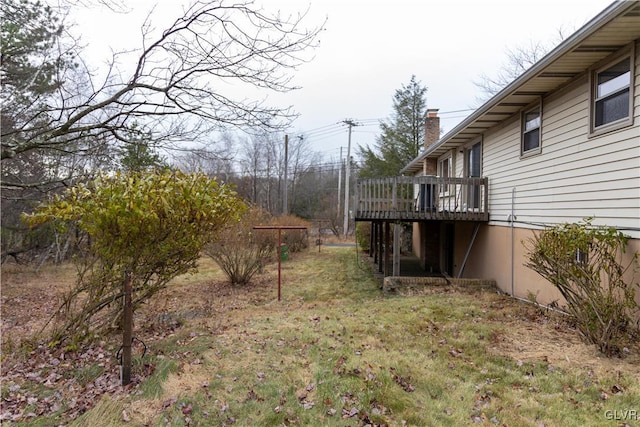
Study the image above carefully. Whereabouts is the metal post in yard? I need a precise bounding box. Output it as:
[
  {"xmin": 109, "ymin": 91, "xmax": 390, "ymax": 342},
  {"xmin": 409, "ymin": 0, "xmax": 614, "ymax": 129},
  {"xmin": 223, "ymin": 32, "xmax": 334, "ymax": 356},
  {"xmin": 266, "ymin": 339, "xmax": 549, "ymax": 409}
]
[
  {"xmin": 277, "ymin": 228, "xmax": 282, "ymax": 300},
  {"xmin": 121, "ymin": 271, "xmax": 133, "ymax": 386},
  {"xmin": 253, "ymin": 225, "xmax": 308, "ymax": 301}
]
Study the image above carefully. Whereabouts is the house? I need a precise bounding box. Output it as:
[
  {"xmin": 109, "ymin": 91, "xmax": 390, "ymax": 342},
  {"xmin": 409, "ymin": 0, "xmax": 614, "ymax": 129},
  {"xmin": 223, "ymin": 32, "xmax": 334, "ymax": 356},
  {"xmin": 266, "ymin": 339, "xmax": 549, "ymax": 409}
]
[{"xmin": 354, "ymin": 0, "xmax": 640, "ymax": 306}]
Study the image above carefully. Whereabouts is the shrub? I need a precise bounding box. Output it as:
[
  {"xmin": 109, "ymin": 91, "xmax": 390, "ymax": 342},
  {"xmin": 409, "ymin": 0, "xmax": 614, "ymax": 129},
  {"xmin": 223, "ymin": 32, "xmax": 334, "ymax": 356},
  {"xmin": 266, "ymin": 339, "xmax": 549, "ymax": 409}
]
[
  {"xmin": 524, "ymin": 219, "xmax": 639, "ymax": 356},
  {"xmin": 23, "ymin": 170, "xmax": 245, "ymax": 344},
  {"xmin": 269, "ymin": 215, "xmax": 311, "ymax": 253},
  {"xmin": 356, "ymin": 221, "xmax": 371, "ymax": 252},
  {"xmin": 204, "ymin": 206, "xmax": 274, "ymax": 286}
]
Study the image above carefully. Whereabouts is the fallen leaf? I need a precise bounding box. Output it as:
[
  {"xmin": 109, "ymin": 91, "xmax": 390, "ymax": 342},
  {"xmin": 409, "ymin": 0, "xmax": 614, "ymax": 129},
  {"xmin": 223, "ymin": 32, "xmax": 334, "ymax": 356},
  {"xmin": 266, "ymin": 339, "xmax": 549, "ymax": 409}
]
[
  {"xmin": 162, "ymin": 397, "xmax": 177, "ymax": 409},
  {"xmin": 342, "ymin": 407, "xmax": 359, "ymax": 418},
  {"xmin": 611, "ymin": 384, "xmax": 624, "ymax": 394}
]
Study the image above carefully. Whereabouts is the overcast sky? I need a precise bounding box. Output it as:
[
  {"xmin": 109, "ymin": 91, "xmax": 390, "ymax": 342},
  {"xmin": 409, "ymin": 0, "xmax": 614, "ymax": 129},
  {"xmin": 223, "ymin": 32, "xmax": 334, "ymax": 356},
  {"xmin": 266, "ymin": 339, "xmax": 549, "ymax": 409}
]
[{"xmin": 73, "ymin": 0, "xmax": 614, "ymax": 161}]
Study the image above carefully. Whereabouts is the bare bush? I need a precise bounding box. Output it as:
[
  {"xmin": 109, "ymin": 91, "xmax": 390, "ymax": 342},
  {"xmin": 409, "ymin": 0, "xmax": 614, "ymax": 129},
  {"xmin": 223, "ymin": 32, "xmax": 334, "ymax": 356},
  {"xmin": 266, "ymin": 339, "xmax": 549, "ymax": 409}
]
[
  {"xmin": 270, "ymin": 215, "xmax": 311, "ymax": 253},
  {"xmin": 524, "ymin": 219, "xmax": 639, "ymax": 356},
  {"xmin": 356, "ymin": 221, "xmax": 371, "ymax": 252},
  {"xmin": 205, "ymin": 206, "xmax": 274, "ymax": 286}
]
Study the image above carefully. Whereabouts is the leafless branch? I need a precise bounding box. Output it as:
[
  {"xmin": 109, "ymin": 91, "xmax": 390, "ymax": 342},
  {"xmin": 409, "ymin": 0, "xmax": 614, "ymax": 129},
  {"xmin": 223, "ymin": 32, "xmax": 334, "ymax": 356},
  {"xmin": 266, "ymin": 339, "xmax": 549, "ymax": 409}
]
[{"xmin": 2, "ymin": 0, "xmax": 324, "ymax": 165}]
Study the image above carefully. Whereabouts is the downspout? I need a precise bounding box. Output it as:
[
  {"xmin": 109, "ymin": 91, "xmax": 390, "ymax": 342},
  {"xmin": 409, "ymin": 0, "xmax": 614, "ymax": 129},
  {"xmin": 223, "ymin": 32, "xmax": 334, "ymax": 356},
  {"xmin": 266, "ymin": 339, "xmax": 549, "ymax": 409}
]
[{"xmin": 510, "ymin": 187, "xmax": 516, "ymax": 297}]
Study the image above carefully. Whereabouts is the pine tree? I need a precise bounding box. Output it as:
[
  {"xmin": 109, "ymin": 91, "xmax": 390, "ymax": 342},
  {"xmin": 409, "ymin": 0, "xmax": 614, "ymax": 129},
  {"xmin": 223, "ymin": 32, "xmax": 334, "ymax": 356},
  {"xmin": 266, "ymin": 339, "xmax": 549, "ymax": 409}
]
[
  {"xmin": 119, "ymin": 125, "xmax": 166, "ymax": 172},
  {"xmin": 358, "ymin": 75, "xmax": 427, "ymax": 178}
]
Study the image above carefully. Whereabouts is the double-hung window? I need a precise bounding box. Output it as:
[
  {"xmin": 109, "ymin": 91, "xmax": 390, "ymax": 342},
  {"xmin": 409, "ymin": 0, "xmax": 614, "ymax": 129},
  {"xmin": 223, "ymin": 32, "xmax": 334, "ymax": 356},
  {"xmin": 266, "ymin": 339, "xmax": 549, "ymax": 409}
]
[
  {"xmin": 591, "ymin": 47, "xmax": 634, "ymax": 134},
  {"xmin": 521, "ymin": 105, "xmax": 541, "ymax": 156},
  {"xmin": 439, "ymin": 157, "xmax": 450, "ymax": 179},
  {"xmin": 439, "ymin": 156, "xmax": 451, "ymax": 194}
]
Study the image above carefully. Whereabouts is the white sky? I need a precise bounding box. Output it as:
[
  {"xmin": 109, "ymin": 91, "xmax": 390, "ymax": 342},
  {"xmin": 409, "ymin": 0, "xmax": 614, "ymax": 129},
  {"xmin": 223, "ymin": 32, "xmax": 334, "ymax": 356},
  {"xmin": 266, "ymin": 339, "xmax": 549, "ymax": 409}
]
[{"xmin": 72, "ymin": 0, "xmax": 614, "ymax": 161}]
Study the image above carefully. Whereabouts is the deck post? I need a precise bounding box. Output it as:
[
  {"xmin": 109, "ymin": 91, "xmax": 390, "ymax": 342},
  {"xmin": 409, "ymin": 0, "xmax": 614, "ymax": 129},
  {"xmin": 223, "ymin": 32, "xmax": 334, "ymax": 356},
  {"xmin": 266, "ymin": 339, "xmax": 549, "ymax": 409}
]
[
  {"xmin": 369, "ymin": 221, "xmax": 374, "ymax": 257},
  {"xmin": 393, "ymin": 222, "xmax": 401, "ymax": 276},
  {"xmin": 377, "ymin": 221, "xmax": 383, "ymax": 273},
  {"xmin": 392, "ymin": 178, "xmax": 398, "ymax": 213},
  {"xmin": 384, "ymin": 221, "xmax": 391, "ymax": 276},
  {"xmin": 373, "ymin": 221, "xmax": 379, "ymax": 264}
]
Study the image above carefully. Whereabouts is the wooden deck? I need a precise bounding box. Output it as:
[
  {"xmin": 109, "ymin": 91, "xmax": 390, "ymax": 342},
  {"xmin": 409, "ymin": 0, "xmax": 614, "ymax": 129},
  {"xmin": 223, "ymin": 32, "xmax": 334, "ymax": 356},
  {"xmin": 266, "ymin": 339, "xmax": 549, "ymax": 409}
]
[{"xmin": 355, "ymin": 176, "xmax": 489, "ymax": 222}]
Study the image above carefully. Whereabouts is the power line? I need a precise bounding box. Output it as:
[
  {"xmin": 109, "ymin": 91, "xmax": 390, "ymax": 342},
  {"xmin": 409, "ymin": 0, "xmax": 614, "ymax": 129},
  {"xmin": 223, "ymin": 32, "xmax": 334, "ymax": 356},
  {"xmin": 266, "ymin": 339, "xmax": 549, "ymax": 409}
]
[
  {"xmin": 439, "ymin": 108, "xmax": 475, "ymax": 115},
  {"xmin": 302, "ymin": 127, "xmax": 346, "ymax": 139},
  {"xmin": 290, "ymin": 110, "xmax": 450, "ymax": 142},
  {"xmin": 301, "ymin": 122, "xmax": 345, "ymax": 134}
]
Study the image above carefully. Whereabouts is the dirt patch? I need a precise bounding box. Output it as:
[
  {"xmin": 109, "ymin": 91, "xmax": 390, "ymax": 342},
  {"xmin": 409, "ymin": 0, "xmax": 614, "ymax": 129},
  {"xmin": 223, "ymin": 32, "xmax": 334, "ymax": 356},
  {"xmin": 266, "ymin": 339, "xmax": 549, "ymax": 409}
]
[
  {"xmin": 395, "ymin": 285, "xmax": 640, "ymax": 383},
  {"xmin": 0, "ymin": 258, "xmax": 275, "ymax": 346},
  {"xmin": 0, "ymin": 258, "xmax": 277, "ymax": 424},
  {"xmin": 484, "ymin": 295, "xmax": 640, "ymax": 382},
  {"xmin": 1, "ymin": 262, "xmax": 76, "ymax": 345}
]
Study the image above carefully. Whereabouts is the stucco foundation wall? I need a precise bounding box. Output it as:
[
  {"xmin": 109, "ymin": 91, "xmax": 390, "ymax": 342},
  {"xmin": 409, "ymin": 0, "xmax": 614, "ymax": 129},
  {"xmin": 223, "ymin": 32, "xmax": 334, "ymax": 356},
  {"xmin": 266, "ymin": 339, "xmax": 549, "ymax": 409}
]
[
  {"xmin": 456, "ymin": 224, "xmax": 640, "ymax": 308},
  {"xmin": 456, "ymin": 224, "xmax": 564, "ymax": 305}
]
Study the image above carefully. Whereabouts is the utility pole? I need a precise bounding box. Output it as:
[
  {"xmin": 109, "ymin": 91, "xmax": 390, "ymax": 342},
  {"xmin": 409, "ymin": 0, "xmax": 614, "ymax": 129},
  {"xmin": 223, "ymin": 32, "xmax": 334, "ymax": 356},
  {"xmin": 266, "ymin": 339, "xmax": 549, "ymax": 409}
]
[
  {"xmin": 337, "ymin": 146, "xmax": 342, "ymax": 222},
  {"xmin": 342, "ymin": 120, "xmax": 357, "ymax": 238},
  {"xmin": 283, "ymin": 134, "xmax": 288, "ymax": 215}
]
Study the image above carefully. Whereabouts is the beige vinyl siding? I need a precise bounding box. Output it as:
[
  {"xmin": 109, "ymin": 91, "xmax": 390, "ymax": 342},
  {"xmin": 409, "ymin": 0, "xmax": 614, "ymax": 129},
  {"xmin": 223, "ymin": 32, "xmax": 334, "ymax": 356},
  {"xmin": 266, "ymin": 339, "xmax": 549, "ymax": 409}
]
[{"xmin": 483, "ymin": 41, "xmax": 640, "ymax": 238}]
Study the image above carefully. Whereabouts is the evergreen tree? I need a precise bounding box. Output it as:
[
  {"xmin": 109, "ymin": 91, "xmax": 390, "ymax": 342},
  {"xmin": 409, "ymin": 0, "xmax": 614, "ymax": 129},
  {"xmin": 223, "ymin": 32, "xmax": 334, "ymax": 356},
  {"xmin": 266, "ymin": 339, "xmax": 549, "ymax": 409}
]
[
  {"xmin": 0, "ymin": 0, "xmax": 68, "ymax": 111},
  {"xmin": 120, "ymin": 141, "xmax": 165, "ymax": 172},
  {"xmin": 119, "ymin": 125, "xmax": 166, "ymax": 172},
  {"xmin": 358, "ymin": 75, "xmax": 428, "ymax": 178}
]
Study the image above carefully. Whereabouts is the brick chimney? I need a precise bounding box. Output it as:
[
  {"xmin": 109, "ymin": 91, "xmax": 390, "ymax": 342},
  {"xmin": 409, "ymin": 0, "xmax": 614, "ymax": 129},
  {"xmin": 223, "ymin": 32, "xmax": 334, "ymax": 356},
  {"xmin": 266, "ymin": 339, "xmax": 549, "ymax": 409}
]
[
  {"xmin": 424, "ymin": 108, "xmax": 440, "ymax": 149},
  {"xmin": 423, "ymin": 108, "xmax": 439, "ymax": 175}
]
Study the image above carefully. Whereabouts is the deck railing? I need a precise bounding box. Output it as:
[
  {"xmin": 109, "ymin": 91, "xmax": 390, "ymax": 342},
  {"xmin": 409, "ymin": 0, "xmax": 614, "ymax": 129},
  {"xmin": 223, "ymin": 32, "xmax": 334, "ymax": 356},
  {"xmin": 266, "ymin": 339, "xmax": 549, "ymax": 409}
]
[{"xmin": 355, "ymin": 176, "xmax": 489, "ymax": 221}]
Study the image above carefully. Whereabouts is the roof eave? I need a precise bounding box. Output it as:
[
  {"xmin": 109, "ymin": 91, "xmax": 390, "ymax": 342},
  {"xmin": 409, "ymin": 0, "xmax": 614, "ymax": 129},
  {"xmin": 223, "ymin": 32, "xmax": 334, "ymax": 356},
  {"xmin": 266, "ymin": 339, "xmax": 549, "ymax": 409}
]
[{"xmin": 401, "ymin": 0, "xmax": 631, "ymax": 175}]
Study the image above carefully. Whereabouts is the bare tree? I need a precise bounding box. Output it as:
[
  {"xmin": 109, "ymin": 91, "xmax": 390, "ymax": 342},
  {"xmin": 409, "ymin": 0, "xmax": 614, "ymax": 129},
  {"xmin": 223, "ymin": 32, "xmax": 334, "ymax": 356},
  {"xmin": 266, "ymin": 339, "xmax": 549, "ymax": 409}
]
[
  {"xmin": 174, "ymin": 133, "xmax": 237, "ymax": 182},
  {"xmin": 1, "ymin": 0, "xmax": 324, "ymax": 179},
  {"xmin": 239, "ymin": 133, "xmax": 264, "ymax": 205},
  {"xmin": 473, "ymin": 28, "xmax": 570, "ymax": 103},
  {"xmin": 264, "ymin": 133, "xmax": 281, "ymax": 213},
  {"xmin": 237, "ymin": 130, "xmax": 283, "ymax": 212},
  {"xmin": 287, "ymin": 135, "xmax": 321, "ymax": 213}
]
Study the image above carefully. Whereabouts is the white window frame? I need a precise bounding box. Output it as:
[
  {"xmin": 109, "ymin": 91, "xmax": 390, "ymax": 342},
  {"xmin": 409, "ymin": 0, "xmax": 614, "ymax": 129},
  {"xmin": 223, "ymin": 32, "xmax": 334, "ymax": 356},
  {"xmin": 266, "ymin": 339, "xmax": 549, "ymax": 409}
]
[
  {"xmin": 521, "ymin": 102, "xmax": 542, "ymax": 157},
  {"xmin": 463, "ymin": 138, "xmax": 482, "ymax": 211},
  {"xmin": 589, "ymin": 44, "xmax": 634, "ymax": 136},
  {"xmin": 439, "ymin": 155, "xmax": 452, "ymax": 195}
]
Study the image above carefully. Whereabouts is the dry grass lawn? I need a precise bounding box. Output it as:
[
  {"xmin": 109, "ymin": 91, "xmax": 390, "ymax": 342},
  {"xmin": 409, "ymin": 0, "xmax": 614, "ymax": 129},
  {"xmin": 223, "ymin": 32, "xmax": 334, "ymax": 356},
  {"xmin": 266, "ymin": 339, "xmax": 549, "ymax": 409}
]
[{"xmin": 1, "ymin": 247, "xmax": 639, "ymax": 426}]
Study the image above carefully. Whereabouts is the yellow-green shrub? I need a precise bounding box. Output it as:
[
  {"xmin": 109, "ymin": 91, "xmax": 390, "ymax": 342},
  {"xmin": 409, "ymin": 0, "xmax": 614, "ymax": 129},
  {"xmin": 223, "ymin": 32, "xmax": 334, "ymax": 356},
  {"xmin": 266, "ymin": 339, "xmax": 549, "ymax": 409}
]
[{"xmin": 23, "ymin": 170, "xmax": 245, "ymax": 344}]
